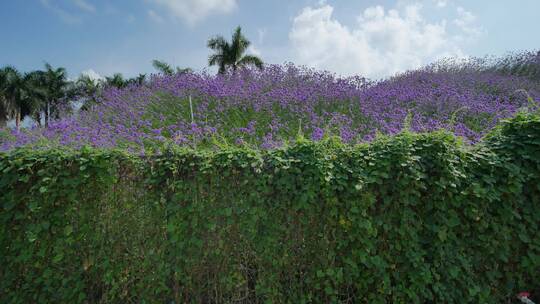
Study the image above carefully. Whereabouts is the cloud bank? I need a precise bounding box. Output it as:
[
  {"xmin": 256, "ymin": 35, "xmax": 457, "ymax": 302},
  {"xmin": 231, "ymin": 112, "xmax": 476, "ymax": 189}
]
[
  {"xmin": 150, "ymin": 0, "xmax": 237, "ymax": 25},
  {"xmin": 289, "ymin": 3, "xmax": 482, "ymax": 78},
  {"xmin": 81, "ymin": 69, "xmax": 104, "ymax": 82}
]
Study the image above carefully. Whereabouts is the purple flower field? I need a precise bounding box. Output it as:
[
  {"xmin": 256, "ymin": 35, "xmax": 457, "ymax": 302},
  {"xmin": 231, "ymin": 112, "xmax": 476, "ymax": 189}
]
[{"xmin": 1, "ymin": 54, "xmax": 539, "ymax": 153}]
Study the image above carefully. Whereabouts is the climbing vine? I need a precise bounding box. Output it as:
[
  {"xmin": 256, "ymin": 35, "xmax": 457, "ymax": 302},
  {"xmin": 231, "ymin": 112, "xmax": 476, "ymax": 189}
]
[{"xmin": 1, "ymin": 111, "xmax": 539, "ymax": 303}]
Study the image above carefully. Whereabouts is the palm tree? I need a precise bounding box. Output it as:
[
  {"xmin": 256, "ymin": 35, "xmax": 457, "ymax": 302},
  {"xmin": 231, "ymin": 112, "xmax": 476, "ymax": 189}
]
[
  {"xmin": 1, "ymin": 64, "xmax": 74, "ymax": 129},
  {"xmin": 0, "ymin": 66, "xmax": 25, "ymax": 130},
  {"xmin": 105, "ymin": 73, "xmax": 127, "ymax": 89},
  {"xmin": 127, "ymin": 73, "xmax": 147, "ymax": 86},
  {"xmin": 43, "ymin": 63, "xmax": 70, "ymax": 126},
  {"xmin": 152, "ymin": 59, "xmax": 193, "ymax": 75},
  {"xmin": 21, "ymin": 70, "xmax": 48, "ymax": 127},
  {"xmin": 0, "ymin": 69, "xmax": 9, "ymax": 127},
  {"xmin": 76, "ymin": 74, "xmax": 101, "ymax": 111},
  {"xmin": 176, "ymin": 67, "xmax": 193, "ymax": 74},
  {"xmin": 152, "ymin": 60, "xmax": 174, "ymax": 75},
  {"xmin": 207, "ymin": 26, "xmax": 263, "ymax": 74},
  {"xmin": 77, "ymin": 75, "xmax": 100, "ymax": 94}
]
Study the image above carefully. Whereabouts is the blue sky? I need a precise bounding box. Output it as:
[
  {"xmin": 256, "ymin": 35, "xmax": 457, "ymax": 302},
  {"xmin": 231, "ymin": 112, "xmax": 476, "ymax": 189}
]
[{"xmin": 1, "ymin": 0, "xmax": 538, "ymax": 80}]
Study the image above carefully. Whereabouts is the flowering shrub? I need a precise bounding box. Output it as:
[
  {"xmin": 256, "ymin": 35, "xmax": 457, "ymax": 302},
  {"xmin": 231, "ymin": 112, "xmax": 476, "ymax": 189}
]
[
  {"xmin": 2, "ymin": 54, "xmax": 539, "ymax": 152},
  {"xmin": 1, "ymin": 110, "xmax": 539, "ymax": 302}
]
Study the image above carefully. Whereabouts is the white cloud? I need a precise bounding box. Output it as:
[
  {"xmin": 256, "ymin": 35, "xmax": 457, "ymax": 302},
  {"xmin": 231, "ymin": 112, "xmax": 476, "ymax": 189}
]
[
  {"xmin": 148, "ymin": 9, "xmax": 164, "ymax": 23},
  {"xmin": 453, "ymin": 6, "xmax": 483, "ymax": 40},
  {"xmin": 248, "ymin": 45, "xmax": 262, "ymax": 57},
  {"xmin": 435, "ymin": 0, "xmax": 448, "ymax": 8},
  {"xmin": 40, "ymin": 0, "xmax": 82, "ymax": 24},
  {"xmin": 289, "ymin": 3, "xmax": 481, "ymax": 78},
  {"xmin": 81, "ymin": 69, "xmax": 104, "ymax": 82},
  {"xmin": 72, "ymin": 0, "xmax": 95, "ymax": 12},
  {"xmin": 150, "ymin": 0, "xmax": 237, "ymax": 25}
]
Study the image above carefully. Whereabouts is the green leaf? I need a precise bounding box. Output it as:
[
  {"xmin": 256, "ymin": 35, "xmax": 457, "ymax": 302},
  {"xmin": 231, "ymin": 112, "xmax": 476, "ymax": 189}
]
[
  {"xmin": 26, "ymin": 231, "xmax": 37, "ymax": 243},
  {"xmin": 518, "ymin": 232, "xmax": 530, "ymax": 243},
  {"xmin": 324, "ymin": 286, "xmax": 334, "ymax": 295},
  {"xmin": 53, "ymin": 253, "xmax": 64, "ymax": 263},
  {"xmin": 64, "ymin": 225, "xmax": 73, "ymax": 236},
  {"xmin": 437, "ymin": 228, "xmax": 447, "ymax": 242},
  {"xmin": 449, "ymin": 267, "xmax": 459, "ymax": 278}
]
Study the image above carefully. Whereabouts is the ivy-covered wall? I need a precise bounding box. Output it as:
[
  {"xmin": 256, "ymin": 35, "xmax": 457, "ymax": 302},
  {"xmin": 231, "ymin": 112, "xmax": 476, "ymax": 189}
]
[{"xmin": 1, "ymin": 111, "xmax": 539, "ymax": 303}]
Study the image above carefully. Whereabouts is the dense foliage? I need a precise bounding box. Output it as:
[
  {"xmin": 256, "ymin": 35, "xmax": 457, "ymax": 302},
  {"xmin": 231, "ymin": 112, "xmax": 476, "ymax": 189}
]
[
  {"xmin": 207, "ymin": 26, "xmax": 264, "ymax": 74},
  {"xmin": 2, "ymin": 51, "xmax": 539, "ymax": 152},
  {"xmin": 1, "ymin": 110, "xmax": 539, "ymax": 303},
  {"xmin": 0, "ymin": 64, "xmax": 76, "ymax": 130},
  {"xmin": 0, "ymin": 25, "xmax": 257, "ymax": 135},
  {"xmin": 0, "ymin": 61, "xmax": 185, "ymax": 130}
]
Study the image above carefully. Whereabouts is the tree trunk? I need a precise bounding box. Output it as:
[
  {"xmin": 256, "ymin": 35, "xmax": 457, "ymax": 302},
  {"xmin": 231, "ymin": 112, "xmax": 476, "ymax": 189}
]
[
  {"xmin": 0, "ymin": 107, "xmax": 7, "ymax": 128},
  {"xmin": 34, "ymin": 112, "xmax": 42, "ymax": 127},
  {"xmin": 15, "ymin": 110, "xmax": 21, "ymax": 131},
  {"xmin": 0, "ymin": 99, "xmax": 7, "ymax": 128},
  {"xmin": 45, "ymin": 102, "xmax": 49, "ymax": 127}
]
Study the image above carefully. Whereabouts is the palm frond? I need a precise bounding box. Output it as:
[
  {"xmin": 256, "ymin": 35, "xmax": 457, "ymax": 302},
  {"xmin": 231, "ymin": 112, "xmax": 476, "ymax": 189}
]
[
  {"xmin": 207, "ymin": 36, "xmax": 228, "ymax": 51},
  {"xmin": 207, "ymin": 26, "xmax": 262, "ymax": 74},
  {"xmin": 208, "ymin": 54, "xmax": 221, "ymax": 66},
  {"xmin": 152, "ymin": 60, "xmax": 174, "ymax": 75},
  {"xmin": 105, "ymin": 73, "xmax": 126, "ymax": 88},
  {"xmin": 231, "ymin": 26, "xmax": 250, "ymax": 61},
  {"xmin": 176, "ymin": 67, "xmax": 193, "ymax": 74},
  {"xmin": 238, "ymin": 55, "xmax": 263, "ymax": 70}
]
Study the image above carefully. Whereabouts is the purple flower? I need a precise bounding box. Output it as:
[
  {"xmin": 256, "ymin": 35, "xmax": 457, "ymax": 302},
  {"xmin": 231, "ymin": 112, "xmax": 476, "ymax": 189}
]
[
  {"xmin": 2, "ymin": 54, "xmax": 539, "ymax": 151},
  {"xmin": 311, "ymin": 127, "xmax": 324, "ymax": 141}
]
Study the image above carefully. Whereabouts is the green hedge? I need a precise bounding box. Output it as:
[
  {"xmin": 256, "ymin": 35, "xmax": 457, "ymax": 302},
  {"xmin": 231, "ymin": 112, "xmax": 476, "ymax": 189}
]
[{"xmin": 1, "ymin": 111, "xmax": 540, "ymax": 303}]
